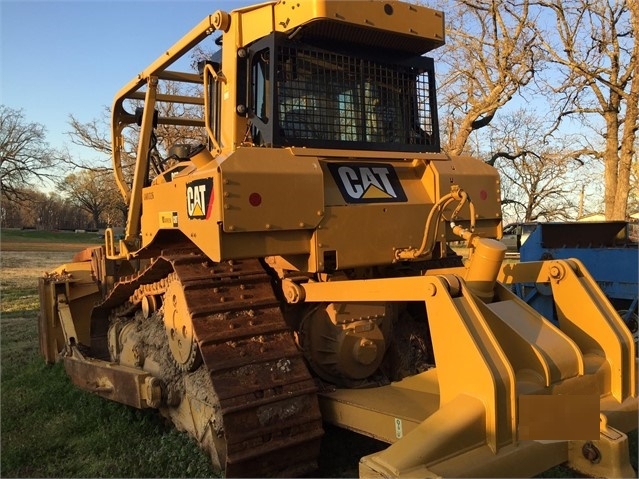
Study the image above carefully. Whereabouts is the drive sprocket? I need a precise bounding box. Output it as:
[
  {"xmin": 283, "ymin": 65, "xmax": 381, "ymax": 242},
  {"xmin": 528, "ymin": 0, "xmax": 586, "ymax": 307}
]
[{"xmin": 163, "ymin": 276, "xmax": 201, "ymax": 371}]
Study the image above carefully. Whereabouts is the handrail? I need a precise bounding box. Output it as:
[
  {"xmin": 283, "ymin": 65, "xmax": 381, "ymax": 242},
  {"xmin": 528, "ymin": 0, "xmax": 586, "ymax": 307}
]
[
  {"xmin": 110, "ymin": 10, "xmax": 230, "ymax": 224},
  {"xmin": 203, "ymin": 63, "xmax": 224, "ymax": 155}
]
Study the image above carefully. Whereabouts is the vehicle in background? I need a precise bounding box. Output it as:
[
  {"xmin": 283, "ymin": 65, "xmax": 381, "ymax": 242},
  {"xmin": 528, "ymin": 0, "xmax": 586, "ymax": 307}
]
[{"xmin": 500, "ymin": 222, "xmax": 538, "ymax": 251}]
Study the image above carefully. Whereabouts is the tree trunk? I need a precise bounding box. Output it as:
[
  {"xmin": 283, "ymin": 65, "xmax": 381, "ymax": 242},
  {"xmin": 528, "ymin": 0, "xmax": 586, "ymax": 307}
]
[
  {"xmin": 614, "ymin": 0, "xmax": 639, "ymax": 220},
  {"xmin": 603, "ymin": 110, "xmax": 620, "ymax": 219}
]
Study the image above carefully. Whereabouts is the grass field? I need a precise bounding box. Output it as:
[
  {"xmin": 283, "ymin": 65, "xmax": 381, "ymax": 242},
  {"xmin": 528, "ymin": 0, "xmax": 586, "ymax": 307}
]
[
  {"xmin": 1, "ymin": 230, "xmax": 636, "ymax": 478},
  {"xmin": 0, "ymin": 236, "xmax": 218, "ymax": 477},
  {"xmin": 1, "ymin": 228, "xmax": 103, "ymax": 250}
]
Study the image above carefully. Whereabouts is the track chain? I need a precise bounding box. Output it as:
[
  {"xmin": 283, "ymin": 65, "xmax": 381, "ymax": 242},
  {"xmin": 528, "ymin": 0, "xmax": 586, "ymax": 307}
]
[{"xmin": 92, "ymin": 250, "xmax": 324, "ymax": 477}]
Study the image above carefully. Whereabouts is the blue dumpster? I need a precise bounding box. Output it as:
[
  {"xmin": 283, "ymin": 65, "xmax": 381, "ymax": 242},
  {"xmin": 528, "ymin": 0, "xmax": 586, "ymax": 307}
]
[{"xmin": 514, "ymin": 221, "xmax": 638, "ymax": 350}]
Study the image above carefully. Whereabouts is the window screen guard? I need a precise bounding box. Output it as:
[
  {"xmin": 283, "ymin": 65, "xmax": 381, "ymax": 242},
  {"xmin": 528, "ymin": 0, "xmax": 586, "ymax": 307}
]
[{"xmin": 247, "ymin": 34, "xmax": 440, "ymax": 153}]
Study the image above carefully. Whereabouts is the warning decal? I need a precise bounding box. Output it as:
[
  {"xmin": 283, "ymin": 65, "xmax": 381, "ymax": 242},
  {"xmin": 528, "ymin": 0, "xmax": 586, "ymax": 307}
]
[
  {"xmin": 186, "ymin": 178, "xmax": 214, "ymax": 220},
  {"xmin": 327, "ymin": 163, "xmax": 407, "ymax": 203},
  {"xmin": 159, "ymin": 211, "xmax": 178, "ymax": 228}
]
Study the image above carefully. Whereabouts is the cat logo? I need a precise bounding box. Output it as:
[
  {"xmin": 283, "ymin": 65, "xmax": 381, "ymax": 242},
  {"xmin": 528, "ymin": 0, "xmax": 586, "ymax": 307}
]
[
  {"xmin": 186, "ymin": 178, "xmax": 214, "ymax": 219},
  {"xmin": 327, "ymin": 163, "xmax": 407, "ymax": 203}
]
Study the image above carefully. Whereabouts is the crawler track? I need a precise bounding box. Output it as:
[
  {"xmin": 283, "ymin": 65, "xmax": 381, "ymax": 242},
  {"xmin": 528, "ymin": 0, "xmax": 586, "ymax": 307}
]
[{"xmin": 92, "ymin": 250, "xmax": 324, "ymax": 477}]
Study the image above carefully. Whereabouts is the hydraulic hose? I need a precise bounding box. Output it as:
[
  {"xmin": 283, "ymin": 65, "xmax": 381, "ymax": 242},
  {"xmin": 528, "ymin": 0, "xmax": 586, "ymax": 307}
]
[{"xmin": 395, "ymin": 188, "xmax": 475, "ymax": 260}]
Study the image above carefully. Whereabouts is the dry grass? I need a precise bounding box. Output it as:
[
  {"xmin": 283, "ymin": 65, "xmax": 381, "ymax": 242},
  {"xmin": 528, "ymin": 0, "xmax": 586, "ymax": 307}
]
[
  {"xmin": 0, "ymin": 229, "xmax": 96, "ymax": 315},
  {"xmin": 2, "ymin": 242, "xmax": 93, "ymax": 251},
  {"xmin": 1, "ymin": 250, "xmax": 74, "ymax": 272},
  {"xmin": 1, "ymin": 251, "xmax": 75, "ymax": 314}
]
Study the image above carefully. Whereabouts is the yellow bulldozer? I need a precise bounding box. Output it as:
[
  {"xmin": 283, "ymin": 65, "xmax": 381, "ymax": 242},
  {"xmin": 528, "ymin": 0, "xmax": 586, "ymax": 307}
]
[{"xmin": 39, "ymin": 1, "xmax": 637, "ymax": 477}]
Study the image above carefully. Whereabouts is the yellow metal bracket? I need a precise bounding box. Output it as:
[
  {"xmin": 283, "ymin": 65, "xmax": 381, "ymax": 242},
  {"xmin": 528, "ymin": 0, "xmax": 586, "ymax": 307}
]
[
  {"xmin": 104, "ymin": 226, "xmax": 134, "ymax": 260},
  {"xmin": 287, "ymin": 259, "xmax": 637, "ymax": 477},
  {"xmin": 290, "ymin": 274, "xmax": 517, "ymax": 456},
  {"xmin": 203, "ymin": 63, "xmax": 225, "ymax": 155},
  {"xmin": 56, "ymin": 293, "xmax": 79, "ymax": 347},
  {"xmin": 63, "ymin": 356, "xmax": 163, "ymax": 409},
  {"xmin": 499, "ymin": 258, "xmax": 637, "ymax": 401}
]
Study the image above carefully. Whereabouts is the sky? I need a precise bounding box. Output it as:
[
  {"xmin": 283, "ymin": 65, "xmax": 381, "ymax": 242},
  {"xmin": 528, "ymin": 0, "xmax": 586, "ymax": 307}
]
[{"xmin": 0, "ymin": 0, "xmax": 246, "ymax": 163}]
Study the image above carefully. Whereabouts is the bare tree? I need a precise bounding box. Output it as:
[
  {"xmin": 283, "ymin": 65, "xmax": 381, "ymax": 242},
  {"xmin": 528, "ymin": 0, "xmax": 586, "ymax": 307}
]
[
  {"xmin": 488, "ymin": 109, "xmax": 587, "ymax": 222},
  {"xmin": 67, "ymin": 107, "xmax": 112, "ymax": 158},
  {"xmin": 58, "ymin": 169, "xmax": 125, "ymax": 229},
  {"xmin": 67, "ymin": 81, "xmax": 206, "ymax": 191},
  {"xmin": 0, "ymin": 105, "xmax": 64, "ymax": 202},
  {"xmin": 67, "ymin": 107, "xmax": 134, "ymax": 181},
  {"xmin": 629, "ymin": 154, "xmax": 639, "ymax": 215},
  {"xmin": 535, "ymin": 0, "xmax": 638, "ymax": 220},
  {"xmin": 0, "ymin": 189, "xmax": 24, "ymax": 227},
  {"xmin": 34, "ymin": 191, "xmax": 90, "ymax": 230},
  {"xmin": 0, "ymin": 188, "xmax": 89, "ymax": 230},
  {"xmin": 425, "ymin": 0, "xmax": 540, "ymax": 155},
  {"xmin": 152, "ymin": 81, "xmax": 207, "ymax": 153}
]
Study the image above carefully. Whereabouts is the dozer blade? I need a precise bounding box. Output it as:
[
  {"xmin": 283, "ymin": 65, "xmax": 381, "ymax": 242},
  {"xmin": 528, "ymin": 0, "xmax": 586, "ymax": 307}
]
[{"xmin": 38, "ymin": 256, "xmax": 101, "ymax": 363}]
